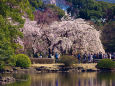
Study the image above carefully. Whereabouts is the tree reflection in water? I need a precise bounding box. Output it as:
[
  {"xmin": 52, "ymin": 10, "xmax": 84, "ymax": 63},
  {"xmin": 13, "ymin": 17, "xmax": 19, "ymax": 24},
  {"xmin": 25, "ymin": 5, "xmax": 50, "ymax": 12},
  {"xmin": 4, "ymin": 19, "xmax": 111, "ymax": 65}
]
[{"xmin": 6, "ymin": 72, "xmax": 115, "ymax": 86}]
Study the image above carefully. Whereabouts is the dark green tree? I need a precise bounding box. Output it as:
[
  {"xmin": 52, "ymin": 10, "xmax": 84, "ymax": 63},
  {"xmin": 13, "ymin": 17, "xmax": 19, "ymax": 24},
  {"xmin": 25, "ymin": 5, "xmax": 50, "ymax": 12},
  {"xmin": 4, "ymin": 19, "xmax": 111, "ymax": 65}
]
[
  {"xmin": 102, "ymin": 21, "xmax": 115, "ymax": 52},
  {"xmin": 66, "ymin": 0, "xmax": 115, "ymax": 24},
  {"xmin": 29, "ymin": 0, "xmax": 43, "ymax": 9},
  {"xmin": 0, "ymin": 0, "xmax": 33, "ymax": 67}
]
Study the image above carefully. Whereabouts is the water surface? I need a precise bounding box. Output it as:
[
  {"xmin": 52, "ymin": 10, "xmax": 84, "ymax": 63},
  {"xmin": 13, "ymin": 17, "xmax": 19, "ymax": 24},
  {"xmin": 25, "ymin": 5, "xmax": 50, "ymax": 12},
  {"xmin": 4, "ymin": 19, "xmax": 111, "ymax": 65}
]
[
  {"xmin": 5, "ymin": 72, "xmax": 115, "ymax": 86},
  {"xmin": 97, "ymin": 0, "xmax": 115, "ymax": 3}
]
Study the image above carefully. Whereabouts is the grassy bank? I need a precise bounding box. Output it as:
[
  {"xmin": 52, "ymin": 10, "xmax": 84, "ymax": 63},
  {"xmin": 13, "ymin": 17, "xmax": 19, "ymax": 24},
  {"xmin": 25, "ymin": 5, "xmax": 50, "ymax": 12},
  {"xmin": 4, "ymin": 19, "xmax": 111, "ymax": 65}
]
[{"xmin": 32, "ymin": 63, "xmax": 97, "ymax": 70}]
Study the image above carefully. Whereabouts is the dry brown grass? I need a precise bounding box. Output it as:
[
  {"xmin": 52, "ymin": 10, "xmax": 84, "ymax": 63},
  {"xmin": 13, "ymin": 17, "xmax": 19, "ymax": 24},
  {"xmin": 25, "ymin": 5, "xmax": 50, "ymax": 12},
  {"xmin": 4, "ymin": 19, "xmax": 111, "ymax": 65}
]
[
  {"xmin": 77, "ymin": 63, "xmax": 97, "ymax": 70},
  {"xmin": 31, "ymin": 63, "xmax": 63, "ymax": 69},
  {"xmin": 32, "ymin": 63, "xmax": 97, "ymax": 70}
]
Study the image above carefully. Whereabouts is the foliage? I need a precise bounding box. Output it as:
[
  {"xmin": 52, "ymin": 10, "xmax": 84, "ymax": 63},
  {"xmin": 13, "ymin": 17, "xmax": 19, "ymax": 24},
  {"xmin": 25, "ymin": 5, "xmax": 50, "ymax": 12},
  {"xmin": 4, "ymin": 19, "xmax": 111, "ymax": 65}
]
[
  {"xmin": 66, "ymin": 0, "xmax": 115, "ymax": 51},
  {"xmin": 7, "ymin": 74, "xmax": 31, "ymax": 86},
  {"xmin": 16, "ymin": 54, "xmax": 31, "ymax": 68},
  {"xmin": 102, "ymin": 21, "xmax": 115, "ymax": 52},
  {"xmin": 0, "ymin": 15, "xmax": 14, "ymax": 61},
  {"xmin": 8, "ymin": 55, "xmax": 17, "ymax": 66},
  {"xmin": 66, "ymin": 0, "xmax": 102, "ymax": 18},
  {"xmin": 97, "ymin": 59, "xmax": 115, "ymax": 69},
  {"xmin": 46, "ymin": 4, "xmax": 65, "ymax": 19},
  {"xmin": 66, "ymin": 0, "xmax": 115, "ymax": 24},
  {"xmin": 29, "ymin": 0, "xmax": 43, "ymax": 9},
  {"xmin": 0, "ymin": 0, "xmax": 33, "ymax": 68},
  {"xmin": 97, "ymin": 72, "xmax": 115, "ymax": 81},
  {"xmin": 34, "ymin": 4, "xmax": 65, "ymax": 24},
  {"xmin": 59, "ymin": 55, "xmax": 77, "ymax": 67},
  {"xmin": 34, "ymin": 8, "xmax": 59, "ymax": 24},
  {"xmin": 0, "ymin": 61, "xmax": 5, "ymax": 71}
]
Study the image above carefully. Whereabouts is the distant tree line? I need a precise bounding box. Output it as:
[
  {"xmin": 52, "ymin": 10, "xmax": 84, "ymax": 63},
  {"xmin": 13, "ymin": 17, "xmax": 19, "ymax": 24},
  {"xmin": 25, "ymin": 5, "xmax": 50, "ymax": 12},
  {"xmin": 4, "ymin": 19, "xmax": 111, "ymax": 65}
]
[{"xmin": 66, "ymin": 0, "xmax": 115, "ymax": 24}]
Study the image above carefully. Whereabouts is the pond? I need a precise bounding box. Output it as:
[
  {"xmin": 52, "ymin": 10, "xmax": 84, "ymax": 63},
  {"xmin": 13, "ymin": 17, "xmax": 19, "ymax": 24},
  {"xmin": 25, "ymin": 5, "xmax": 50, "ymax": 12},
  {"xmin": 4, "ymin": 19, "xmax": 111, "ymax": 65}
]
[
  {"xmin": 97, "ymin": 0, "xmax": 115, "ymax": 3},
  {"xmin": 4, "ymin": 72, "xmax": 115, "ymax": 86}
]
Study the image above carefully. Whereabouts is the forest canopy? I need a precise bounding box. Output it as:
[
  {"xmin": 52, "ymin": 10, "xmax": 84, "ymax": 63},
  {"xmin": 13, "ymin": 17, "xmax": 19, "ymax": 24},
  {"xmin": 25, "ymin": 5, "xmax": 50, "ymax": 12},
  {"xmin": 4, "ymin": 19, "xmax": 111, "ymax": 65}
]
[{"xmin": 66, "ymin": 0, "xmax": 115, "ymax": 23}]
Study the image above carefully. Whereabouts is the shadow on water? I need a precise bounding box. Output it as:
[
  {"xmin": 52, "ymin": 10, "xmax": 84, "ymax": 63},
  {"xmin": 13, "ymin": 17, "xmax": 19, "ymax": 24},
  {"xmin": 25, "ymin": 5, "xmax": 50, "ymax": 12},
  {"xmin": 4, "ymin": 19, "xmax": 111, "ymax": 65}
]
[
  {"xmin": 4, "ymin": 72, "xmax": 115, "ymax": 86},
  {"xmin": 5, "ymin": 74, "xmax": 31, "ymax": 86}
]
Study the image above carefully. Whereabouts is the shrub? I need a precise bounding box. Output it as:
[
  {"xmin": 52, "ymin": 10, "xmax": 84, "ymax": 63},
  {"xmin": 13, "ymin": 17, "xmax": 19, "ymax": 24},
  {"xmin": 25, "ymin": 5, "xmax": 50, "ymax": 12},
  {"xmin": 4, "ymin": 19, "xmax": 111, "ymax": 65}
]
[
  {"xmin": 16, "ymin": 54, "xmax": 31, "ymax": 68},
  {"xmin": 97, "ymin": 59, "xmax": 115, "ymax": 69},
  {"xmin": 8, "ymin": 55, "xmax": 17, "ymax": 66},
  {"xmin": 59, "ymin": 55, "xmax": 78, "ymax": 67}
]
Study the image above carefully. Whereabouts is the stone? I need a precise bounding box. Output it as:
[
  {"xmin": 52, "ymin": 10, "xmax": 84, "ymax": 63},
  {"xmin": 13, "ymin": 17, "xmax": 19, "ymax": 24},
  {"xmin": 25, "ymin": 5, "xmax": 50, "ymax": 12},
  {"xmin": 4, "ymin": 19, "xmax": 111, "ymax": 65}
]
[{"xmin": 0, "ymin": 76, "xmax": 15, "ymax": 85}]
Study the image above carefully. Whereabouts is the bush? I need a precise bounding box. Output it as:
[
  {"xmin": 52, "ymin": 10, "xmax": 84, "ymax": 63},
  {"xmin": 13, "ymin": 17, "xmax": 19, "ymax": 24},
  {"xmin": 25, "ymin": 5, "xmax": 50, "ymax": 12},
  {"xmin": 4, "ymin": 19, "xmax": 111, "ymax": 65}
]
[
  {"xmin": 59, "ymin": 55, "xmax": 77, "ymax": 67},
  {"xmin": 97, "ymin": 59, "xmax": 115, "ymax": 69},
  {"xmin": 16, "ymin": 54, "xmax": 31, "ymax": 68},
  {"xmin": 8, "ymin": 55, "xmax": 17, "ymax": 66}
]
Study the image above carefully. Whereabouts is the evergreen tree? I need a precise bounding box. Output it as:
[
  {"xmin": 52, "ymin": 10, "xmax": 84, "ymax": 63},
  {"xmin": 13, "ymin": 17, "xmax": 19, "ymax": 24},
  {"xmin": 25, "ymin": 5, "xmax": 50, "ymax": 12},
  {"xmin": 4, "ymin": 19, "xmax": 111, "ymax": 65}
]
[{"xmin": 0, "ymin": 0, "xmax": 33, "ymax": 66}]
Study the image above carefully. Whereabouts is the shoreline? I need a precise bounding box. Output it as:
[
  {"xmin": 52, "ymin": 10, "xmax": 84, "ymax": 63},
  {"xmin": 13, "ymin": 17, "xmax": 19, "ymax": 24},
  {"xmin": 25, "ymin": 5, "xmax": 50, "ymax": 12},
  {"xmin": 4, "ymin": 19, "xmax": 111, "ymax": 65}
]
[
  {"xmin": 0, "ymin": 63, "xmax": 98, "ymax": 74},
  {"xmin": 0, "ymin": 63, "xmax": 114, "ymax": 85},
  {"xmin": 1, "ymin": 63, "xmax": 115, "ymax": 74}
]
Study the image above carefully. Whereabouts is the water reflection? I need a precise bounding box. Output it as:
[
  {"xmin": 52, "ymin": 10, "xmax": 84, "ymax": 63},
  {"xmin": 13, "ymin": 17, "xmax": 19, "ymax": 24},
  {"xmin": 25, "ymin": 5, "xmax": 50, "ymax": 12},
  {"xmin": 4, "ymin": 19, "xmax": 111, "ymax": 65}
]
[
  {"xmin": 6, "ymin": 72, "xmax": 115, "ymax": 86},
  {"xmin": 96, "ymin": 0, "xmax": 115, "ymax": 3},
  {"xmin": 6, "ymin": 74, "xmax": 31, "ymax": 86}
]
